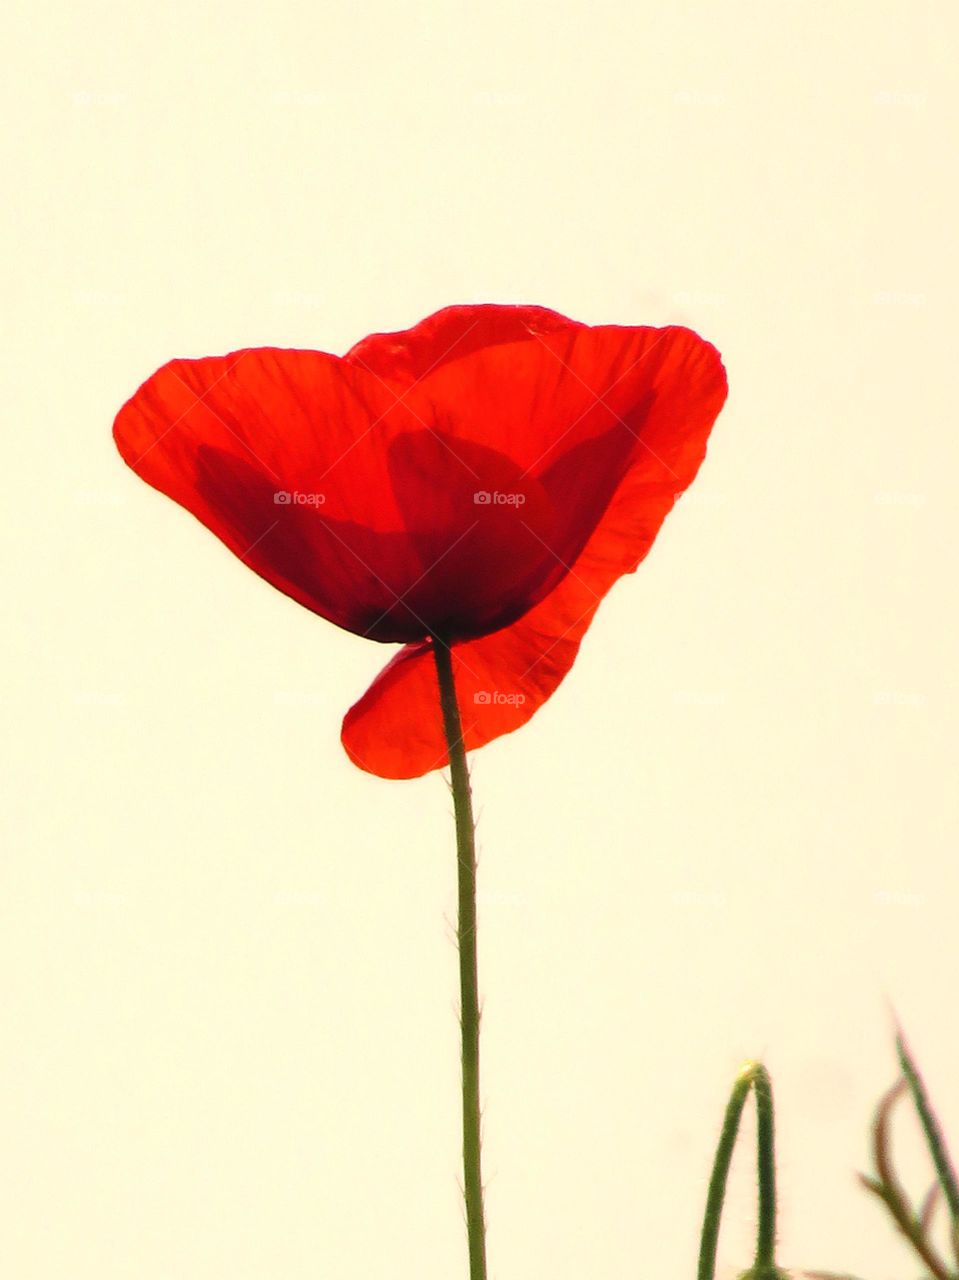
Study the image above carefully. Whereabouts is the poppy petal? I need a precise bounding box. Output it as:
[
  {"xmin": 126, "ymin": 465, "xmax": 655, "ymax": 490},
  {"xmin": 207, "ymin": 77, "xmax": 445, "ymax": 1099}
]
[
  {"xmin": 342, "ymin": 331, "xmax": 727, "ymax": 778},
  {"xmin": 379, "ymin": 320, "xmax": 719, "ymax": 641},
  {"xmin": 343, "ymin": 302, "xmax": 579, "ymax": 382},
  {"xmin": 414, "ymin": 320, "xmax": 710, "ymax": 475},
  {"xmin": 113, "ymin": 348, "xmax": 456, "ymax": 640}
]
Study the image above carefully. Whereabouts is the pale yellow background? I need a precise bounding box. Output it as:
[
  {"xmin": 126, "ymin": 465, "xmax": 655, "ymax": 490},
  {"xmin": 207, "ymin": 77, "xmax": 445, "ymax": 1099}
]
[{"xmin": 3, "ymin": 1, "xmax": 958, "ymax": 1277}]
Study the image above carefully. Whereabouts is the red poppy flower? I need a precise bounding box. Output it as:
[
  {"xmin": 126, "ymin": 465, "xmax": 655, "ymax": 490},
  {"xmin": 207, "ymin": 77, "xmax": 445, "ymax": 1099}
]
[{"xmin": 114, "ymin": 304, "xmax": 727, "ymax": 779}]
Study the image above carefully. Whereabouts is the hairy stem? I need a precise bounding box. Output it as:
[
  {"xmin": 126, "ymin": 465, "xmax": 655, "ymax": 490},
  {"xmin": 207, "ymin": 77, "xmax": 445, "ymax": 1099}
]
[
  {"xmin": 698, "ymin": 1061, "xmax": 778, "ymax": 1280},
  {"xmin": 433, "ymin": 638, "xmax": 487, "ymax": 1280}
]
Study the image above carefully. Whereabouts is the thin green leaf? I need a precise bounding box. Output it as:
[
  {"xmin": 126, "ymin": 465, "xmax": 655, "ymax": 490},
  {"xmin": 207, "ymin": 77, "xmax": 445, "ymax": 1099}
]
[{"xmin": 897, "ymin": 1031, "xmax": 959, "ymax": 1223}]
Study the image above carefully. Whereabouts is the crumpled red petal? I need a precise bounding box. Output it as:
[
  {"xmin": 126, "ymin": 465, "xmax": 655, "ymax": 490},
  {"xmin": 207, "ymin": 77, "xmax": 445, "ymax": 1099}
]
[
  {"xmin": 343, "ymin": 302, "xmax": 578, "ymax": 382},
  {"xmin": 343, "ymin": 325, "xmax": 727, "ymax": 777},
  {"xmin": 113, "ymin": 348, "xmax": 435, "ymax": 638}
]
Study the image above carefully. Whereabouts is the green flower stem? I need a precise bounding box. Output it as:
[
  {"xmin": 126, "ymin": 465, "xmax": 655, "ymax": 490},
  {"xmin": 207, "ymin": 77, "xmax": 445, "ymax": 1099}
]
[
  {"xmin": 433, "ymin": 638, "xmax": 487, "ymax": 1280},
  {"xmin": 698, "ymin": 1061, "xmax": 778, "ymax": 1280},
  {"xmin": 753, "ymin": 1065, "xmax": 778, "ymax": 1267}
]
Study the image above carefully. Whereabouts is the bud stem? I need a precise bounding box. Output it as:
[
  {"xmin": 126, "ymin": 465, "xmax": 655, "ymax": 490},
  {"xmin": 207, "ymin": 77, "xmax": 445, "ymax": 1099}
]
[{"xmin": 698, "ymin": 1061, "xmax": 778, "ymax": 1280}]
